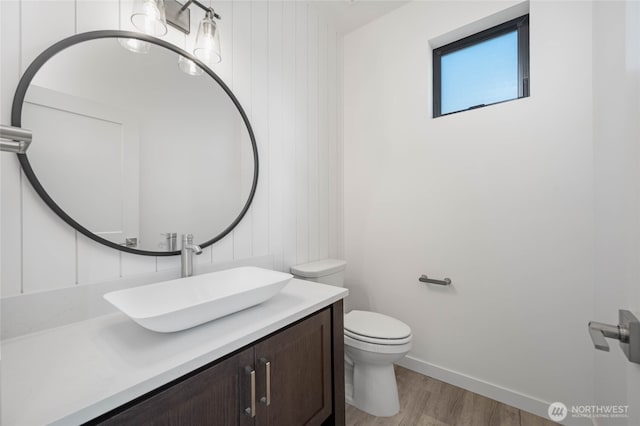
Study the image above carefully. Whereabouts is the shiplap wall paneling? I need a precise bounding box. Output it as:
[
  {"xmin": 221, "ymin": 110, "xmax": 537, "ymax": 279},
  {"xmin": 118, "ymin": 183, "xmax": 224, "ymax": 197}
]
[
  {"xmin": 80, "ymin": 0, "xmax": 134, "ymax": 283},
  {"xmin": 190, "ymin": 4, "xmax": 214, "ymax": 267},
  {"xmin": 317, "ymin": 16, "xmax": 329, "ymax": 260},
  {"xmin": 77, "ymin": 235, "xmax": 120, "ymax": 285},
  {"xmin": 210, "ymin": 0, "xmax": 236, "ymax": 264},
  {"xmin": 77, "ymin": 0, "xmax": 118, "ymax": 32},
  {"xmin": 307, "ymin": 10, "xmax": 319, "ymax": 263},
  {"xmin": 328, "ymin": 26, "xmax": 341, "ymax": 259},
  {"xmin": 99, "ymin": 0, "xmax": 160, "ymax": 278},
  {"xmin": 75, "ymin": 3, "xmax": 130, "ymax": 285},
  {"xmin": 280, "ymin": 0, "xmax": 297, "ymax": 272},
  {"xmin": 121, "ymin": 251, "xmax": 157, "ymax": 277},
  {"xmin": 267, "ymin": 1, "xmax": 284, "ymax": 272},
  {"xmin": 294, "ymin": 1, "xmax": 309, "ymax": 267},
  {"xmin": 20, "ymin": 1, "xmax": 77, "ymax": 293},
  {"xmin": 251, "ymin": 1, "xmax": 269, "ymax": 259},
  {"xmin": 0, "ymin": 0, "xmax": 341, "ymax": 297},
  {"xmin": 1, "ymin": 0, "xmax": 22, "ymax": 297},
  {"xmin": 231, "ymin": 0, "xmax": 253, "ymax": 260}
]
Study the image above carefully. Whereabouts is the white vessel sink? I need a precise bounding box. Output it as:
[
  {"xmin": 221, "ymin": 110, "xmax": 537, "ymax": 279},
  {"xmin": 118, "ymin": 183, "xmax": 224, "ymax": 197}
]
[{"xmin": 104, "ymin": 267, "xmax": 292, "ymax": 332}]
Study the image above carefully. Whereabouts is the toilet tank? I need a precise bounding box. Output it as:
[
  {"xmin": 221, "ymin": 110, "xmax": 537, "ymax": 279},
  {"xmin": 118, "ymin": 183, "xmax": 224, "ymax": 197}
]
[{"xmin": 290, "ymin": 259, "xmax": 347, "ymax": 287}]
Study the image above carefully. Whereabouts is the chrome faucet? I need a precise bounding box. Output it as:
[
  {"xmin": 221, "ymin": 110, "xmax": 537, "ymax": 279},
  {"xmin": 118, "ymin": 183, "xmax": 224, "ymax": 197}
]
[{"xmin": 181, "ymin": 234, "xmax": 203, "ymax": 278}]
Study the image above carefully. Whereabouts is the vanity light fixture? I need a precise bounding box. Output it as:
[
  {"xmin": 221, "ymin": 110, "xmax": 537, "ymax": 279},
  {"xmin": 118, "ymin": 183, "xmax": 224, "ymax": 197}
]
[
  {"xmin": 131, "ymin": 0, "xmax": 168, "ymax": 36},
  {"xmin": 118, "ymin": 37, "xmax": 151, "ymax": 54},
  {"xmin": 119, "ymin": 0, "xmax": 166, "ymax": 53},
  {"xmin": 168, "ymin": 1, "xmax": 222, "ymax": 67},
  {"xmin": 164, "ymin": 0, "xmax": 222, "ymax": 37},
  {"xmin": 193, "ymin": 9, "xmax": 221, "ymax": 65},
  {"xmin": 124, "ymin": 0, "xmax": 223, "ymax": 70},
  {"xmin": 0, "ymin": 124, "xmax": 32, "ymax": 154},
  {"xmin": 168, "ymin": 1, "xmax": 223, "ymax": 72}
]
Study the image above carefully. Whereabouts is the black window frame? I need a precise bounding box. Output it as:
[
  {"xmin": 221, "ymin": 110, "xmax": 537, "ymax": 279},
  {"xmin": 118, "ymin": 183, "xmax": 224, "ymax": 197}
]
[{"xmin": 433, "ymin": 14, "xmax": 530, "ymax": 118}]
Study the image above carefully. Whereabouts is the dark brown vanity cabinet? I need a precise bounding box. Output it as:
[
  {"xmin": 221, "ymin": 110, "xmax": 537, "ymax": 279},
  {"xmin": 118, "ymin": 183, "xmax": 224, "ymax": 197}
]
[
  {"xmin": 92, "ymin": 301, "xmax": 345, "ymax": 426},
  {"xmin": 253, "ymin": 308, "xmax": 331, "ymax": 426}
]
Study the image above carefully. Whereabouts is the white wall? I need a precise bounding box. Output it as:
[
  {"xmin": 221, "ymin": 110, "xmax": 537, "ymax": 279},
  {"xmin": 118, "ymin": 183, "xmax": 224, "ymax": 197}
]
[
  {"xmin": 593, "ymin": 1, "xmax": 640, "ymax": 424},
  {"xmin": 0, "ymin": 0, "xmax": 343, "ymax": 296},
  {"xmin": 344, "ymin": 0, "xmax": 595, "ymax": 421}
]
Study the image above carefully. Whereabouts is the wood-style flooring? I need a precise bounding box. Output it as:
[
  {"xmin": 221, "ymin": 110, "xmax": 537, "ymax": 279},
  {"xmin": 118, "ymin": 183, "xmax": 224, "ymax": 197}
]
[{"xmin": 345, "ymin": 366, "xmax": 557, "ymax": 426}]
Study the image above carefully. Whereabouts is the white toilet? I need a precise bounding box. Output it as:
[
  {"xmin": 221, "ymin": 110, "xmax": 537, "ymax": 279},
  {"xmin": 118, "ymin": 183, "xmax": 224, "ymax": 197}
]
[{"xmin": 291, "ymin": 259, "xmax": 412, "ymax": 417}]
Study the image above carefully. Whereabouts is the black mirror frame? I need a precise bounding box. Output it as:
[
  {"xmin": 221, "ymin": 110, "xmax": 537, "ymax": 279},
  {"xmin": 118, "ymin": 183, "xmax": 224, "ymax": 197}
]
[{"xmin": 11, "ymin": 30, "xmax": 259, "ymax": 256}]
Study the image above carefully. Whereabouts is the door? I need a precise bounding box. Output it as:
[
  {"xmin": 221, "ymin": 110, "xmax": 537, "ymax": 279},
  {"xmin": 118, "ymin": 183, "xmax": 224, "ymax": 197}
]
[
  {"xmin": 99, "ymin": 348, "xmax": 254, "ymax": 426},
  {"xmin": 254, "ymin": 309, "xmax": 332, "ymax": 426},
  {"xmin": 592, "ymin": 1, "xmax": 640, "ymax": 424},
  {"xmin": 23, "ymin": 85, "xmax": 140, "ymax": 246}
]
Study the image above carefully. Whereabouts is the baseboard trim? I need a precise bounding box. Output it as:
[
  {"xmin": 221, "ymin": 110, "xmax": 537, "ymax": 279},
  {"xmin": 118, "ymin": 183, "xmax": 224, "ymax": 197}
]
[{"xmin": 396, "ymin": 355, "xmax": 596, "ymax": 426}]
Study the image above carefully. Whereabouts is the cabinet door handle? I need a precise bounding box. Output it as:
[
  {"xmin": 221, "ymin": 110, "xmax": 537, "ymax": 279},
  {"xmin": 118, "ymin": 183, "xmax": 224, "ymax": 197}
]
[
  {"xmin": 244, "ymin": 366, "xmax": 256, "ymax": 417},
  {"xmin": 259, "ymin": 358, "xmax": 271, "ymax": 406}
]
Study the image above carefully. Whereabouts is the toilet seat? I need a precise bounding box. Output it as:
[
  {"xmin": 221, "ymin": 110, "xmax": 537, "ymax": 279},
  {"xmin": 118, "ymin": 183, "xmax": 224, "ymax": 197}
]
[
  {"xmin": 344, "ymin": 310, "xmax": 412, "ymax": 345},
  {"xmin": 344, "ymin": 329, "xmax": 413, "ymax": 345},
  {"xmin": 344, "ymin": 334, "xmax": 412, "ymax": 354}
]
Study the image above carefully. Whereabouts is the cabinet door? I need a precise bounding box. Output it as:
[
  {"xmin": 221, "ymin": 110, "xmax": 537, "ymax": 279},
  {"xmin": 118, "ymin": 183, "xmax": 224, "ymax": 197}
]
[
  {"xmin": 98, "ymin": 348, "xmax": 255, "ymax": 426},
  {"xmin": 254, "ymin": 309, "xmax": 332, "ymax": 426}
]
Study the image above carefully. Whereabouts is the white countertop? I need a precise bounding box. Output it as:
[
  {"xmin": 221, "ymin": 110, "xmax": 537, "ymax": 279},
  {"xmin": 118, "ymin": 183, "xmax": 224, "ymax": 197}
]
[{"xmin": 1, "ymin": 279, "xmax": 347, "ymax": 426}]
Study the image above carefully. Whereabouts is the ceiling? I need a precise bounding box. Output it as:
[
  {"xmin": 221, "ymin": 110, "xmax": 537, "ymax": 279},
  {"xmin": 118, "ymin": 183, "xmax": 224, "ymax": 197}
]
[{"xmin": 310, "ymin": 0, "xmax": 409, "ymax": 34}]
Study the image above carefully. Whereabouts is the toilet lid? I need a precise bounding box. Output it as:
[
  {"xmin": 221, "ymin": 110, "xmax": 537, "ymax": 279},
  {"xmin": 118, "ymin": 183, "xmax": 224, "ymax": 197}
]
[{"xmin": 344, "ymin": 310, "xmax": 411, "ymax": 340}]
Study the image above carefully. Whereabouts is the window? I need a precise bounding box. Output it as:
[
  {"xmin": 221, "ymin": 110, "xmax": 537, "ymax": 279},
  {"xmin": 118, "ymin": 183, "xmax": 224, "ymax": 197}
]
[{"xmin": 433, "ymin": 15, "xmax": 529, "ymax": 117}]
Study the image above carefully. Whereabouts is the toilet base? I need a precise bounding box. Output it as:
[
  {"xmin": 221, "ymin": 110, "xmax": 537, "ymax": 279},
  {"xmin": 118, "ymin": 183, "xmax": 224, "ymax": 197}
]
[
  {"xmin": 345, "ymin": 358, "xmax": 355, "ymax": 405},
  {"xmin": 348, "ymin": 362, "xmax": 400, "ymax": 417}
]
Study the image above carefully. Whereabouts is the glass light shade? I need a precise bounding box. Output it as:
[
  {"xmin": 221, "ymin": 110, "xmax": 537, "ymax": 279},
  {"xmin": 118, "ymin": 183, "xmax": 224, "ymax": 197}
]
[
  {"xmin": 131, "ymin": 0, "xmax": 167, "ymax": 36},
  {"xmin": 118, "ymin": 38, "xmax": 151, "ymax": 54},
  {"xmin": 193, "ymin": 13, "xmax": 221, "ymax": 65},
  {"xmin": 178, "ymin": 56, "xmax": 204, "ymax": 76}
]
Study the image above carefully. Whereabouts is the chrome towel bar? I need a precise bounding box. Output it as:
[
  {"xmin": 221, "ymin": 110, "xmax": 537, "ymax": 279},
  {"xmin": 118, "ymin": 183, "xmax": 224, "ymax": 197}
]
[{"xmin": 419, "ymin": 274, "xmax": 451, "ymax": 286}]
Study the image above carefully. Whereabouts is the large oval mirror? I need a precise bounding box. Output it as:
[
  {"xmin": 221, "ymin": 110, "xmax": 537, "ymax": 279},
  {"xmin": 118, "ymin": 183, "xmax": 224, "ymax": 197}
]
[{"xmin": 12, "ymin": 31, "xmax": 258, "ymax": 256}]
